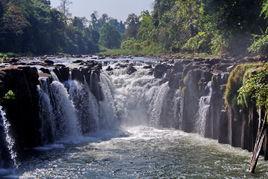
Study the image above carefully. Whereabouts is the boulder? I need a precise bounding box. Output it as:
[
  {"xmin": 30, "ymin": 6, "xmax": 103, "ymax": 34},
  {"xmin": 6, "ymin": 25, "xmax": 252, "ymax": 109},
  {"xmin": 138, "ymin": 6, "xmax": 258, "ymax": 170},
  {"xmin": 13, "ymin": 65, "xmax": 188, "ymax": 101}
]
[
  {"xmin": 44, "ymin": 60, "xmax": 54, "ymax": 66},
  {"xmin": 154, "ymin": 63, "xmax": 168, "ymax": 78},
  {"xmin": 126, "ymin": 64, "xmax": 137, "ymax": 75},
  {"xmin": 53, "ymin": 66, "xmax": 70, "ymax": 82}
]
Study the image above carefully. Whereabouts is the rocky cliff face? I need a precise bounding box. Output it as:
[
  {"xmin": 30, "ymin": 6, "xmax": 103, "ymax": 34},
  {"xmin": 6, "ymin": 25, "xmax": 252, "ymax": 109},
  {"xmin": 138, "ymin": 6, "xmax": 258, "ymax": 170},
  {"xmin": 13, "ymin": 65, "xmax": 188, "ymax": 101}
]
[{"xmin": 155, "ymin": 57, "xmax": 268, "ymax": 158}]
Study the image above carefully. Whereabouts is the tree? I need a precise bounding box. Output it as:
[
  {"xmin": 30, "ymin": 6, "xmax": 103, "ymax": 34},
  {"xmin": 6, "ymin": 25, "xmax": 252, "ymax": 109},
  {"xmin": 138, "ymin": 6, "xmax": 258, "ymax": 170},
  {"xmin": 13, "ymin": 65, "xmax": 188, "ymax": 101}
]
[
  {"xmin": 0, "ymin": 2, "xmax": 29, "ymax": 52},
  {"xmin": 125, "ymin": 13, "xmax": 139, "ymax": 39},
  {"xmin": 138, "ymin": 11, "xmax": 154, "ymax": 41},
  {"xmin": 100, "ymin": 23, "xmax": 121, "ymax": 49},
  {"xmin": 58, "ymin": 0, "xmax": 72, "ymax": 17}
]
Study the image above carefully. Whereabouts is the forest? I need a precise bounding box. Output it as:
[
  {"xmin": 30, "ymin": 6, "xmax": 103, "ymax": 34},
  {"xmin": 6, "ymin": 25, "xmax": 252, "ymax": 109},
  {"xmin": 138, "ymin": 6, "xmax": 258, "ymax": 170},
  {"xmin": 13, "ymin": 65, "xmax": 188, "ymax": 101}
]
[
  {"xmin": 1, "ymin": 0, "xmax": 268, "ymax": 57},
  {"xmin": 0, "ymin": 0, "xmax": 124, "ymax": 55}
]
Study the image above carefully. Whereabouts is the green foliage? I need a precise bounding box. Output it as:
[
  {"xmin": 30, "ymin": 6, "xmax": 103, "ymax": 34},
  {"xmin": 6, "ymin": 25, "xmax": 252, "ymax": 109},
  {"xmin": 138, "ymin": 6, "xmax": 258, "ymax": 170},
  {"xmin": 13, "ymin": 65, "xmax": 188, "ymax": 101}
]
[
  {"xmin": 100, "ymin": 23, "xmax": 121, "ymax": 49},
  {"xmin": 182, "ymin": 32, "xmax": 210, "ymax": 53},
  {"xmin": 3, "ymin": 90, "xmax": 16, "ymax": 101},
  {"xmin": 248, "ymin": 1, "xmax": 268, "ymax": 55},
  {"xmin": 121, "ymin": 39, "xmax": 164, "ymax": 56},
  {"xmin": 0, "ymin": 0, "xmax": 125, "ymax": 55},
  {"xmin": 224, "ymin": 63, "xmax": 260, "ymax": 108},
  {"xmin": 119, "ymin": 0, "xmax": 267, "ymax": 56},
  {"xmin": 236, "ymin": 64, "xmax": 268, "ymax": 122},
  {"xmin": 249, "ymin": 34, "xmax": 268, "ymax": 54},
  {"xmin": 124, "ymin": 13, "xmax": 139, "ymax": 39}
]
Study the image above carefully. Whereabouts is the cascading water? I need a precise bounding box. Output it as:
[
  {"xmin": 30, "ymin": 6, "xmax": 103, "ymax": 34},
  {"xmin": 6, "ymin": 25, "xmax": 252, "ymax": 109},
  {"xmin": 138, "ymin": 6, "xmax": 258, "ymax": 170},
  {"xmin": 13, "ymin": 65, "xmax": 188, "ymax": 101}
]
[
  {"xmin": 110, "ymin": 66, "xmax": 160, "ymax": 126},
  {"xmin": 149, "ymin": 82, "xmax": 170, "ymax": 127},
  {"xmin": 50, "ymin": 81, "xmax": 81, "ymax": 142},
  {"xmin": 196, "ymin": 81, "xmax": 212, "ymax": 136},
  {"xmin": 107, "ymin": 64, "xmax": 177, "ymax": 128},
  {"xmin": 99, "ymin": 73, "xmax": 119, "ymax": 129},
  {"xmin": 0, "ymin": 106, "xmax": 18, "ymax": 168},
  {"xmin": 66, "ymin": 80, "xmax": 100, "ymax": 133},
  {"xmin": 38, "ymin": 78, "xmax": 56, "ymax": 144}
]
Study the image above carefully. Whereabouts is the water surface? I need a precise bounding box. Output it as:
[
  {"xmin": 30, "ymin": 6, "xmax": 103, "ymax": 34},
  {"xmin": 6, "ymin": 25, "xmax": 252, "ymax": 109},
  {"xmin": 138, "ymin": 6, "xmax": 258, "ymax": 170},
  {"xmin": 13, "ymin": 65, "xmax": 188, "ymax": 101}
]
[{"xmin": 18, "ymin": 126, "xmax": 268, "ymax": 178}]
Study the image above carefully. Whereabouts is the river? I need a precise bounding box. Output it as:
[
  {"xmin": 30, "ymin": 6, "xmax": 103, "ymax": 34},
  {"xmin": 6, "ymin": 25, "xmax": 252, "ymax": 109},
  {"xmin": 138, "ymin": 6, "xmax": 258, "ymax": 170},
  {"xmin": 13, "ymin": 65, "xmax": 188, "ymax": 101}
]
[{"xmin": 18, "ymin": 126, "xmax": 268, "ymax": 178}]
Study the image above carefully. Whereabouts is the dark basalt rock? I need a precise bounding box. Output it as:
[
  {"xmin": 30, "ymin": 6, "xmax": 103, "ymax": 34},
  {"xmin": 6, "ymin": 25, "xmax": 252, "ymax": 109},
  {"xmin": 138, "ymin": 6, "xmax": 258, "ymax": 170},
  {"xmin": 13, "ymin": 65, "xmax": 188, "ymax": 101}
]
[
  {"xmin": 0, "ymin": 66, "xmax": 41, "ymax": 156},
  {"xmin": 8, "ymin": 58, "xmax": 19, "ymax": 64},
  {"xmin": 73, "ymin": 60, "xmax": 83, "ymax": 64},
  {"xmin": 126, "ymin": 64, "xmax": 137, "ymax": 75},
  {"xmin": 53, "ymin": 66, "xmax": 70, "ymax": 82},
  {"xmin": 154, "ymin": 63, "xmax": 169, "ymax": 78},
  {"xmin": 181, "ymin": 69, "xmax": 204, "ymax": 132},
  {"xmin": 71, "ymin": 68, "xmax": 84, "ymax": 83},
  {"xmin": 44, "ymin": 60, "xmax": 54, "ymax": 66},
  {"xmin": 106, "ymin": 66, "xmax": 113, "ymax": 71},
  {"xmin": 40, "ymin": 68, "xmax": 51, "ymax": 74},
  {"xmin": 117, "ymin": 63, "xmax": 128, "ymax": 68},
  {"xmin": 143, "ymin": 65, "xmax": 152, "ymax": 69}
]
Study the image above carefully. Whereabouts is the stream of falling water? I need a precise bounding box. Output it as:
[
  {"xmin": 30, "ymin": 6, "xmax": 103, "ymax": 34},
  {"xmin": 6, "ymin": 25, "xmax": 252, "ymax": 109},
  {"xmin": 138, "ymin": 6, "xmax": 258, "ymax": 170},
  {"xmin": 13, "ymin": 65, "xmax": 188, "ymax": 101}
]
[{"xmin": 0, "ymin": 106, "xmax": 18, "ymax": 175}]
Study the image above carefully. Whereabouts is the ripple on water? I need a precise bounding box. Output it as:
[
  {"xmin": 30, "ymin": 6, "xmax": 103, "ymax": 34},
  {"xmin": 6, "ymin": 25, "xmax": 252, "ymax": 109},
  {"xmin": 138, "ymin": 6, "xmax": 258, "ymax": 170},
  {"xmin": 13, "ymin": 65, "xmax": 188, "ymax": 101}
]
[{"xmin": 15, "ymin": 126, "xmax": 268, "ymax": 178}]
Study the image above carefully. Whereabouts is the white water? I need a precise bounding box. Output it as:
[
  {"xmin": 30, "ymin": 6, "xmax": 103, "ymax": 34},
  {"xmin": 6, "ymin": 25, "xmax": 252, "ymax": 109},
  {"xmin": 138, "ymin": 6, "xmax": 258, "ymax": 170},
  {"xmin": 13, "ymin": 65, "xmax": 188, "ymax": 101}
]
[
  {"xmin": 19, "ymin": 126, "xmax": 268, "ymax": 178},
  {"xmin": 66, "ymin": 80, "xmax": 100, "ymax": 133},
  {"xmin": 0, "ymin": 106, "xmax": 18, "ymax": 168},
  {"xmin": 196, "ymin": 81, "xmax": 212, "ymax": 136},
  {"xmin": 108, "ymin": 65, "xmax": 173, "ymax": 127},
  {"xmin": 99, "ymin": 73, "xmax": 119, "ymax": 129},
  {"xmin": 50, "ymin": 81, "xmax": 81, "ymax": 142},
  {"xmin": 38, "ymin": 82, "xmax": 56, "ymax": 143},
  {"xmin": 149, "ymin": 82, "xmax": 170, "ymax": 127}
]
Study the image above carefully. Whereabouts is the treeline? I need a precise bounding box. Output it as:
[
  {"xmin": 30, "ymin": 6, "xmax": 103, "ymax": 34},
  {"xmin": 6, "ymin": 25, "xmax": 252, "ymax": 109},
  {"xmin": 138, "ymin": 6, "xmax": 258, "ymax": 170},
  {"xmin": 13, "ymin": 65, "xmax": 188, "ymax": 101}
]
[
  {"xmin": 121, "ymin": 0, "xmax": 268, "ymax": 56},
  {"xmin": 0, "ymin": 0, "xmax": 124, "ymax": 55}
]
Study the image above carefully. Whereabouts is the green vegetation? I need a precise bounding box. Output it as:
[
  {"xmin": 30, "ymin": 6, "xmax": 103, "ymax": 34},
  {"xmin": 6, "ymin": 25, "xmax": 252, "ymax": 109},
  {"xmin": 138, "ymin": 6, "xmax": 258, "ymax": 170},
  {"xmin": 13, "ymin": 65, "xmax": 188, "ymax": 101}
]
[
  {"xmin": 3, "ymin": 90, "xmax": 16, "ymax": 101},
  {"xmin": 224, "ymin": 63, "xmax": 263, "ymax": 108},
  {"xmin": 0, "ymin": 0, "xmax": 124, "ymax": 55},
  {"xmin": 1, "ymin": 0, "xmax": 268, "ymax": 57},
  {"xmin": 237, "ymin": 65, "xmax": 268, "ymax": 115},
  {"xmin": 116, "ymin": 0, "xmax": 268, "ymax": 57}
]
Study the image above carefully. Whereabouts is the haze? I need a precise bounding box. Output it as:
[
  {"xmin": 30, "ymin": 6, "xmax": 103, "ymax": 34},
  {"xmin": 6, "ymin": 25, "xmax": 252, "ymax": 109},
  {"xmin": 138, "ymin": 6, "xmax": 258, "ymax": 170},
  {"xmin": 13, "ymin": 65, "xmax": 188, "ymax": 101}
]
[{"xmin": 50, "ymin": 0, "xmax": 154, "ymax": 21}]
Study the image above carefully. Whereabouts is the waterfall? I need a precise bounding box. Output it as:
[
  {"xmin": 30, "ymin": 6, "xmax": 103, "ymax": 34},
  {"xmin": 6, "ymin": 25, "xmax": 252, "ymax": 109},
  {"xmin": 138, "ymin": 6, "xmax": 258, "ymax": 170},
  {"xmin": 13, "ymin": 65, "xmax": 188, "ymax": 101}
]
[
  {"xmin": 0, "ymin": 106, "xmax": 18, "ymax": 168},
  {"xmin": 196, "ymin": 81, "xmax": 212, "ymax": 136},
  {"xmin": 173, "ymin": 89, "xmax": 184, "ymax": 129},
  {"xmin": 66, "ymin": 80, "xmax": 100, "ymax": 133},
  {"xmin": 107, "ymin": 64, "xmax": 180, "ymax": 128},
  {"xmin": 148, "ymin": 82, "xmax": 170, "ymax": 127},
  {"xmin": 50, "ymin": 81, "xmax": 81, "ymax": 142},
  {"xmin": 99, "ymin": 73, "xmax": 119, "ymax": 130},
  {"xmin": 38, "ymin": 78, "xmax": 56, "ymax": 144}
]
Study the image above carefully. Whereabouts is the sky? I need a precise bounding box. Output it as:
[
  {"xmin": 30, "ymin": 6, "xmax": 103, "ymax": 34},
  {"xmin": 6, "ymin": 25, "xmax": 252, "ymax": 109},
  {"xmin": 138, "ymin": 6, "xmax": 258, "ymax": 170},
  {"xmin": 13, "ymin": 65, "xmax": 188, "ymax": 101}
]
[{"xmin": 50, "ymin": 0, "xmax": 154, "ymax": 21}]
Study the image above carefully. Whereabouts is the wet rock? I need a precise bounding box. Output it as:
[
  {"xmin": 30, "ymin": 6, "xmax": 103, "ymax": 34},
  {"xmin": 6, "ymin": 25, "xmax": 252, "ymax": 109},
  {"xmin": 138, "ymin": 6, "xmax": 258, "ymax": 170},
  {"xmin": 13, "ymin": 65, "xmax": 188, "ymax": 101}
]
[
  {"xmin": 44, "ymin": 60, "xmax": 54, "ymax": 66},
  {"xmin": 117, "ymin": 63, "xmax": 128, "ymax": 68},
  {"xmin": 73, "ymin": 60, "xmax": 83, "ymax": 64},
  {"xmin": 40, "ymin": 68, "xmax": 50, "ymax": 74},
  {"xmin": 53, "ymin": 66, "xmax": 69, "ymax": 82},
  {"xmin": 106, "ymin": 66, "xmax": 113, "ymax": 71},
  {"xmin": 8, "ymin": 58, "xmax": 19, "ymax": 64},
  {"xmin": 71, "ymin": 68, "xmax": 84, "ymax": 83},
  {"xmin": 154, "ymin": 63, "xmax": 168, "ymax": 78},
  {"xmin": 126, "ymin": 64, "xmax": 137, "ymax": 75},
  {"xmin": 143, "ymin": 65, "xmax": 152, "ymax": 69},
  {"xmin": 0, "ymin": 66, "xmax": 41, "ymax": 153}
]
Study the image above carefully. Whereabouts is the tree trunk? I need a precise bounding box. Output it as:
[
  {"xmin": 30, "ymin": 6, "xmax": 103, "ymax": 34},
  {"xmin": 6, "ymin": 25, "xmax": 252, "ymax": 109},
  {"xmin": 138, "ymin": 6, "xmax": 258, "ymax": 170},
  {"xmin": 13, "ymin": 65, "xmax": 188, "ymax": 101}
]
[{"xmin": 249, "ymin": 109, "xmax": 267, "ymax": 173}]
